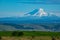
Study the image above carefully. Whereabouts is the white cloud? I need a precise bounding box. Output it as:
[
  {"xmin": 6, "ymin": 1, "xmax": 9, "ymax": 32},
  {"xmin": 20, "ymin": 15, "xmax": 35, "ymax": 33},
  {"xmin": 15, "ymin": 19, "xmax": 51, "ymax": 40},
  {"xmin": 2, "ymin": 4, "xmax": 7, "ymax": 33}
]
[{"xmin": 49, "ymin": 11, "xmax": 60, "ymax": 17}]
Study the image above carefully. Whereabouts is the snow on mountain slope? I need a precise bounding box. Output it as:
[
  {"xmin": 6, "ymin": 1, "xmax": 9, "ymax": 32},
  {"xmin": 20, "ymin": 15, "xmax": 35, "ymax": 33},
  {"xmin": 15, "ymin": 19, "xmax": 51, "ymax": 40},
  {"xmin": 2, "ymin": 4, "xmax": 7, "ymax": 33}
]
[
  {"xmin": 33, "ymin": 8, "xmax": 48, "ymax": 17},
  {"xmin": 24, "ymin": 8, "xmax": 59, "ymax": 17}
]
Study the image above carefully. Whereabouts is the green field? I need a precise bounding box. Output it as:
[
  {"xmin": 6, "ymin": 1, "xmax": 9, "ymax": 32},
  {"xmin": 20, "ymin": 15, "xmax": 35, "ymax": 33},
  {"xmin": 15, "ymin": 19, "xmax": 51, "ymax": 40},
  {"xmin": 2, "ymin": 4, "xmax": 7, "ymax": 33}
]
[{"xmin": 0, "ymin": 31, "xmax": 60, "ymax": 36}]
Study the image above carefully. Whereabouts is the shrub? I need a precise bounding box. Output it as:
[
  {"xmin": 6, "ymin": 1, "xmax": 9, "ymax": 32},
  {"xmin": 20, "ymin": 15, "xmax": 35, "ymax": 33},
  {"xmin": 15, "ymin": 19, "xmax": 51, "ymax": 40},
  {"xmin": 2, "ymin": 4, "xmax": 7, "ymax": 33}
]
[
  {"xmin": 52, "ymin": 36, "xmax": 56, "ymax": 40},
  {"xmin": 12, "ymin": 31, "xmax": 18, "ymax": 36},
  {"xmin": 12, "ymin": 31, "xmax": 24, "ymax": 37},
  {"xmin": 17, "ymin": 32, "xmax": 24, "ymax": 36},
  {"xmin": 0, "ymin": 36, "xmax": 2, "ymax": 40}
]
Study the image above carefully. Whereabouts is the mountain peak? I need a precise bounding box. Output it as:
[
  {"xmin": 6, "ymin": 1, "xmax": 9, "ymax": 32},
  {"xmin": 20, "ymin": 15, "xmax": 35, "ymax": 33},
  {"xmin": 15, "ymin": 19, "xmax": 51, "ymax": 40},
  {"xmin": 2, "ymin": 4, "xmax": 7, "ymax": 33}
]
[
  {"xmin": 35, "ymin": 8, "xmax": 48, "ymax": 17},
  {"xmin": 24, "ymin": 8, "xmax": 59, "ymax": 19},
  {"xmin": 25, "ymin": 8, "xmax": 49, "ymax": 17}
]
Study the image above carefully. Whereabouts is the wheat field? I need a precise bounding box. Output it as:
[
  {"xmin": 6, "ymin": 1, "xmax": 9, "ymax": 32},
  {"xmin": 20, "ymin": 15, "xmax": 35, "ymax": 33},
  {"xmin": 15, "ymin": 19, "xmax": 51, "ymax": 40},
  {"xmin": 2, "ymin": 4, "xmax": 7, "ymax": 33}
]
[{"xmin": 0, "ymin": 36, "xmax": 60, "ymax": 40}]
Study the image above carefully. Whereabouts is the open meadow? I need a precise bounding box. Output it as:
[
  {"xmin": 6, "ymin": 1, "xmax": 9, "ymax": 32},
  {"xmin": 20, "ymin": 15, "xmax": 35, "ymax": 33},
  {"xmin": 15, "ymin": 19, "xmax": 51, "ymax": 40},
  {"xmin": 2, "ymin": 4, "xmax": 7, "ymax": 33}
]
[{"xmin": 0, "ymin": 31, "xmax": 60, "ymax": 40}]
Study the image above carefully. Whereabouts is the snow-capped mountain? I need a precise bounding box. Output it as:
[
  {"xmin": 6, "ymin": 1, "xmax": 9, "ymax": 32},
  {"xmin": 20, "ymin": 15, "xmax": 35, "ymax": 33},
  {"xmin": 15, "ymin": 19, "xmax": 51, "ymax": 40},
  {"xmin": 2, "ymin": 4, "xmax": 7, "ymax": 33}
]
[
  {"xmin": 0, "ymin": 8, "xmax": 60, "ymax": 24},
  {"xmin": 24, "ymin": 8, "xmax": 58, "ymax": 17},
  {"xmin": 0, "ymin": 8, "xmax": 60, "ymax": 31}
]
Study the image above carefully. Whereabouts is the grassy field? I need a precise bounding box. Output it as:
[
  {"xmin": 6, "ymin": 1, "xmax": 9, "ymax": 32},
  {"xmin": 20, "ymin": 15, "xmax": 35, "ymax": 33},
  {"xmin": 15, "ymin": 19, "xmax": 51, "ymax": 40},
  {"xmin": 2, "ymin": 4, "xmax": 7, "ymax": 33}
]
[
  {"xmin": 0, "ymin": 31, "xmax": 60, "ymax": 36},
  {"xmin": 0, "ymin": 31, "xmax": 60, "ymax": 40}
]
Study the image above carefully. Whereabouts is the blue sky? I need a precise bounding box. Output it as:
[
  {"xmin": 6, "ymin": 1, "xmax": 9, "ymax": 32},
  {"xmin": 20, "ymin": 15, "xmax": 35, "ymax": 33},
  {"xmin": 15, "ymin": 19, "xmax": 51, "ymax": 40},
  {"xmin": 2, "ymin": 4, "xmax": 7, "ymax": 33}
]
[{"xmin": 0, "ymin": 0, "xmax": 60, "ymax": 17}]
